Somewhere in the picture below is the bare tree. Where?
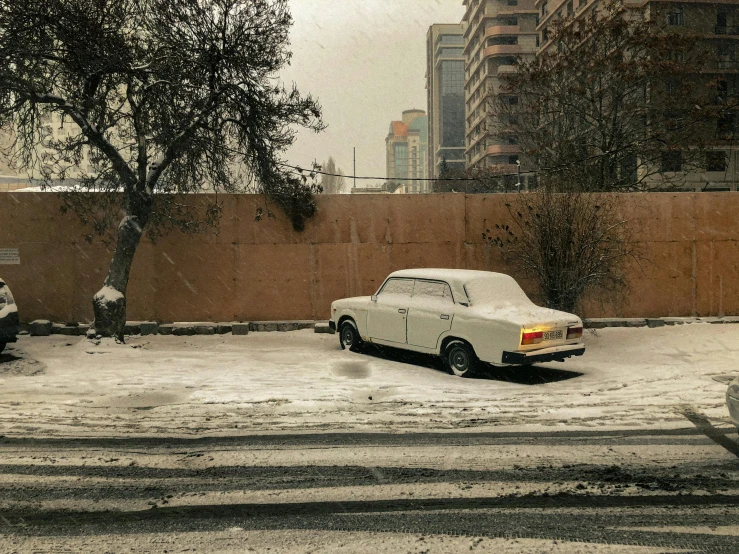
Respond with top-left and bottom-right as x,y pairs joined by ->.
318,157 -> 346,194
0,0 -> 324,338
484,191 -> 637,314
490,1 -> 731,192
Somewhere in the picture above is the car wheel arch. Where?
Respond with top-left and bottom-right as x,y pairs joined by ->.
440,335 -> 476,357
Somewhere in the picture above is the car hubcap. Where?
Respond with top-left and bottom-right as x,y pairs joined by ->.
451,349 -> 468,371
342,328 -> 354,346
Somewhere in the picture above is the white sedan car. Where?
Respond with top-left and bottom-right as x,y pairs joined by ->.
329,269 -> 585,377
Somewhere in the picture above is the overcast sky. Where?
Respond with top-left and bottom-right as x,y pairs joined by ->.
281,0 -> 465,185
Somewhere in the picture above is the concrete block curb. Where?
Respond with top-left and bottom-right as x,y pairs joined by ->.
584,316 -> 739,329
232,323 -> 249,336
584,318 -> 647,329
29,320 -> 53,337
51,323 -> 90,336
314,322 -> 335,334
249,321 -> 315,332
140,322 -> 159,336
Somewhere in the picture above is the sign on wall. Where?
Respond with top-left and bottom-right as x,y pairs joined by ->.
0,248 -> 20,265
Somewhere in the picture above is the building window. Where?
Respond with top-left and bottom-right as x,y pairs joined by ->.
541,2 -> 548,17
508,155 -> 519,165
717,111 -> 736,139
661,151 -> 682,172
666,7 -> 684,26
706,151 -> 727,172
567,1 -> 573,16
716,11 -> 727,34
489,36 -> 518,46
507,0 -> 518,5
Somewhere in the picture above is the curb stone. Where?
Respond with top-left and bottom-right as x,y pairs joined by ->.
51,323 -> 90,336
249,321 -> 315,332
584,316 -> 739,329
28,317 -> 739,336
29,320 -> 53,337
314,322 -> 335,335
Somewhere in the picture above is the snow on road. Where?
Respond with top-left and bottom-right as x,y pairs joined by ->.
0,324 -> 736,437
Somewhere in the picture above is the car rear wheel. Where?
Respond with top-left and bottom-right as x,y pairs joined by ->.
445,341 -> 477,377
339,320 -> 362,352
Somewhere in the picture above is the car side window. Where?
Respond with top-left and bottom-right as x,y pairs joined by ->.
412,280 -> 454,304
379,278 -> 414,297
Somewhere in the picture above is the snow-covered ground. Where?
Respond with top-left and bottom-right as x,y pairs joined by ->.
0,324 -> 736,438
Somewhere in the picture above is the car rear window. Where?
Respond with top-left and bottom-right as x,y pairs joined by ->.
464,277 -> 533,308
412,280 -> 453,303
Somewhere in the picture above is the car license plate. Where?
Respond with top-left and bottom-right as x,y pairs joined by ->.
543,330 -> 563,341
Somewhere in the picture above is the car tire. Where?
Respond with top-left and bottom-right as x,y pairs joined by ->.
0,342 -> 5,355
444,341 -> 477,377
339,320 -> 362,352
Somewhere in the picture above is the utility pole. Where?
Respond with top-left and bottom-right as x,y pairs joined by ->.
353,147 -> 356,190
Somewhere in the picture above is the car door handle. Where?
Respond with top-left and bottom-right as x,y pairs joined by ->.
440,314 -> 450,320
398,309 -> 407,314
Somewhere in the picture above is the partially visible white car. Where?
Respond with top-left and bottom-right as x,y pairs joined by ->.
0,277 -> 19,354
329,269 -> 585,377
727,376 -> 739,433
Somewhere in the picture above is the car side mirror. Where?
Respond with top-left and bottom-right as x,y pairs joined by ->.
371,295 -> 378,302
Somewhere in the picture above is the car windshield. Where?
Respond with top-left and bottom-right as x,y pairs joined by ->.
464,277 -> 534,308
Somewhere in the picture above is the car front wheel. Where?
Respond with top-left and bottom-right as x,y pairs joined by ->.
339,321 -> 362,352
445,341 -> 477,377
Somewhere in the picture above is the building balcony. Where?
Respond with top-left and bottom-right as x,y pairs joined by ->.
486,144 -> 520,156
485,25 -> 521,37
497,64 -> 518,74
716,25 -> 739,36
483,44 -> 524,58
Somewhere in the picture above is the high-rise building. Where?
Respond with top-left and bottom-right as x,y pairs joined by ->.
385,109 -> 429,193
462,0 -> 539,176
427,24 -> 467,181
535,0 -> 739,191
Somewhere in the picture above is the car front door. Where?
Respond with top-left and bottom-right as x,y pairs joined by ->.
407,280 -> 454,349
366,278 -> 412,344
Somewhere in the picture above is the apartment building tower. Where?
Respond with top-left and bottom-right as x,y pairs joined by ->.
535,0 -> 739,190
462,0 -> 539,175
426,23 -> 467,180
385,109 -> 429,193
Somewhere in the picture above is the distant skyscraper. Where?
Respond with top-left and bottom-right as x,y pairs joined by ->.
385,109 -> 429,193
427,23 -> 466,181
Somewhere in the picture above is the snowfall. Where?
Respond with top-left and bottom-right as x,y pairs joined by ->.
0,323 -> 736,438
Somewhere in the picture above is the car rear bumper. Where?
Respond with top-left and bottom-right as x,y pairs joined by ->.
727,393 -> 739,429
0,310 -> 19,343
502,344 -> 585,365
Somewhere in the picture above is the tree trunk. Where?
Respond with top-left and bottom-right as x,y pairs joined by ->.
92,203 -> 150,340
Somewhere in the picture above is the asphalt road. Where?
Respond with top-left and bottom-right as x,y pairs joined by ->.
0,426 -> 737,553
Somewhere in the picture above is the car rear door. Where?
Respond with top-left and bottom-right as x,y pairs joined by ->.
366,278 -> 412,344
407,280 -> 454,349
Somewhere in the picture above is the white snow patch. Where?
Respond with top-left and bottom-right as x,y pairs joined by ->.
94,286 -> 124,303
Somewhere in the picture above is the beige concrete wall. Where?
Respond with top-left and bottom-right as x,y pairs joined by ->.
1,192 -> 738,323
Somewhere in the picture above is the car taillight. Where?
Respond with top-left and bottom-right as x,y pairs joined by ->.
567,326 -> 583,339
521,330 -> 543,345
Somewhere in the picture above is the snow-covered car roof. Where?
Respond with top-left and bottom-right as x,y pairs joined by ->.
385,268 -> 523,306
